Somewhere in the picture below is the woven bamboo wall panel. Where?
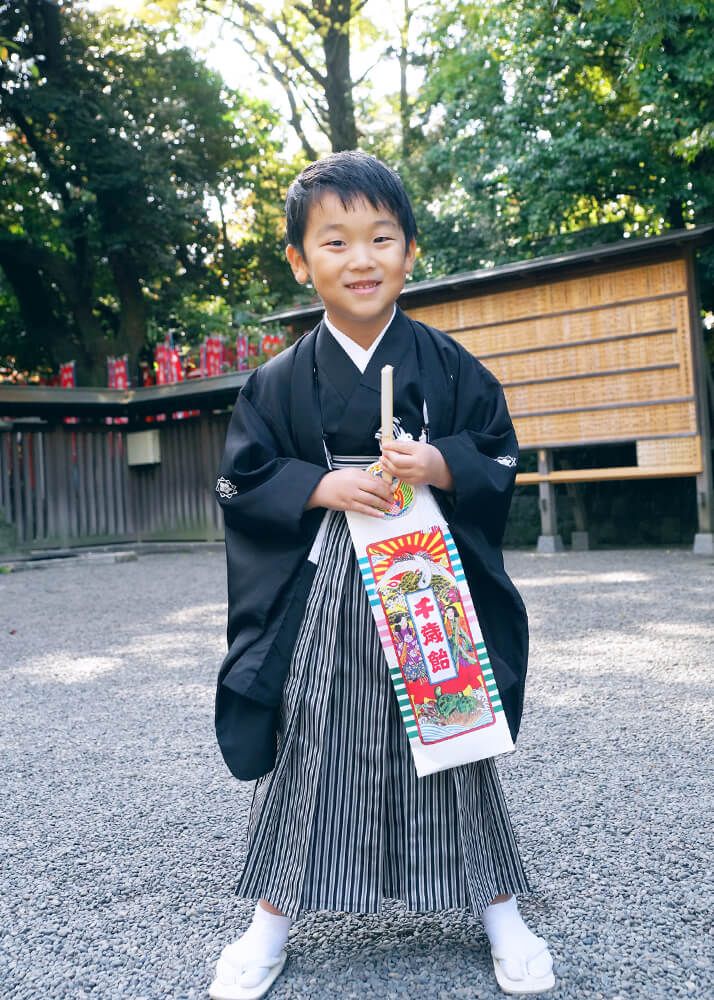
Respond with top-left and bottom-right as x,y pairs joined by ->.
636,436 -> 701,469
449,297 -> 677,359
515,401 -> 696,449
505,366 -> 687,415
409,257 -> 698,456
477,332 -> 679,386
410,260 -> 687,331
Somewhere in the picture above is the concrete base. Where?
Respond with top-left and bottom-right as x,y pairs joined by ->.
693,532 -> 713,556
537,533 -> 564,554
570,530 -> 590,551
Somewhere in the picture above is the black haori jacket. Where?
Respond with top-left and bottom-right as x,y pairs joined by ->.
214,308 -> 529,780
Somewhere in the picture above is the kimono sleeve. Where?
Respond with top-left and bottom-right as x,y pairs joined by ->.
216,374 -> 327,535
431,354 -> 518,546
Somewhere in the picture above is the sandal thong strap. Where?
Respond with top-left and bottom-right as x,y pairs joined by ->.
215,953 -> 284,986
492,940 -> 552,982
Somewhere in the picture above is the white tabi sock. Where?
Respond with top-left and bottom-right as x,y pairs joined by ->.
218,902 -> 292,989
481,895 -> 552,980
248,902 -> 292,958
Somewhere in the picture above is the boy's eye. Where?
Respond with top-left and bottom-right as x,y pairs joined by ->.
374,236 -> 394,243
325,239 -> 345,248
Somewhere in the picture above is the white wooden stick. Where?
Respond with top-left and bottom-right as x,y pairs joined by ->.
381,364 -> 394,444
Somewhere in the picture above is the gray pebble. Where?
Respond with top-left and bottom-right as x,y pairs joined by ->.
0,548 -> 712,999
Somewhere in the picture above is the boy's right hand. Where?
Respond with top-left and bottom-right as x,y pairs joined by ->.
306,469 -> 395,518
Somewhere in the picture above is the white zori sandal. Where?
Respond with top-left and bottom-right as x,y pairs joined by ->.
208,939 -> 287,1000
491,937 -> 555,995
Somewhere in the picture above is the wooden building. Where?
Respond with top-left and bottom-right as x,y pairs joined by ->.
269,226 -> 714,554
0,226 -> 712,554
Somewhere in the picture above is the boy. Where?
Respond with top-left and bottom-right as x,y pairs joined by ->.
211,151 -> 554,998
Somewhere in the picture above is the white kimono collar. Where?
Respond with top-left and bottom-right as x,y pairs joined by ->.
323,305 -> 397,374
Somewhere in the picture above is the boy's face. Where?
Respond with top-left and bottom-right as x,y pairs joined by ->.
286,191 -> 416,346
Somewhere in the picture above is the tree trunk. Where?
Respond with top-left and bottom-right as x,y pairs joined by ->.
0,236 -> 110,381
107,249 -> 148,374
398,0 -> 413,158
218,194 -> 238,307
0,252 -> 73,366
666,197 -> 685,229
322,4 -> 358,150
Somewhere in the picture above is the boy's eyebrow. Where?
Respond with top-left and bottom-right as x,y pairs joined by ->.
315,218 -> 400,237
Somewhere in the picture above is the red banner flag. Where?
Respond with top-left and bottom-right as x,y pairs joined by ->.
204,336 -> 224,377
169,348 -> 184,383
153,339 -> 172,420
107,355 -> 129,424
236,334 -> 249,371
113,356 -> 129,390
59,361 -> 75,389
154,341 -> 171,386
139,360 -> 154,387
60,361 -> 78,424
261,332 -> 286,359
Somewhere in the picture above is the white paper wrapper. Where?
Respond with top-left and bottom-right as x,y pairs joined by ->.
346,465 -> 514,777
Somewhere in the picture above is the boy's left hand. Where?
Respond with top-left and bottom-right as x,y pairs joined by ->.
380,440 -> 454,492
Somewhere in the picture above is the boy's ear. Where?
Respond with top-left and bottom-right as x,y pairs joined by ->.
404,238 -> 417,276
286,244 -> 310,285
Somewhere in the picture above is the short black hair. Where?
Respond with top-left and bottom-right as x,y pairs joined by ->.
285,150 -> 418,256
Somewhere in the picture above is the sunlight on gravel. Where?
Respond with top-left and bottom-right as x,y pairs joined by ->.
20,653 -> 122,684
515,570 -> 652,587
1,547 -> 712,1000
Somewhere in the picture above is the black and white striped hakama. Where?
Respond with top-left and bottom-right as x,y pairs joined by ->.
236,509 -> 531,919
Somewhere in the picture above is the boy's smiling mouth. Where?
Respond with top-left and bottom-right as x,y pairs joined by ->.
346,280 -> 381,292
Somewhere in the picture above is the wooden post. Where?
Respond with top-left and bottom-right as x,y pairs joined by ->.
536,448 -> 564,553
22,430 -> 34,543
566,482 -> 590,550
686,249 -> 713,555
77,430 -> 89,540
52,428 -> 71,546
33,430 -> 46,543
11,429 -> 23,545
0,429 -> 16,552
200,415 -> 222,541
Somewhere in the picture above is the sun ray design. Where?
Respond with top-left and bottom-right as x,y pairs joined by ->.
367,529 -> 449,583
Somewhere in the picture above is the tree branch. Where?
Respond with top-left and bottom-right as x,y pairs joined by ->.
293,1 -> 325,32
233,33 -> 320,160
214,1 -> 328,88
3,105 -> 73,212
302,92 -> 331,138
353,50 -> 388,88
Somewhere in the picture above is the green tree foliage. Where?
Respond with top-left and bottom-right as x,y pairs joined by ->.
405,0 -> 714,292
0,0 -> 290,381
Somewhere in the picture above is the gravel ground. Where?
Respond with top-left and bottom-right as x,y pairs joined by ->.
1,547 -> 712,1000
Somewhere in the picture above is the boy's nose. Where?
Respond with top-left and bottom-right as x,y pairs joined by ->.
349,243 -> 376,269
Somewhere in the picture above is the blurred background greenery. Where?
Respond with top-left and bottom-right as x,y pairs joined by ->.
1,0 -> 712,383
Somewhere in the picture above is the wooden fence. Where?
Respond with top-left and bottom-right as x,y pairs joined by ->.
0,416 -> 229,550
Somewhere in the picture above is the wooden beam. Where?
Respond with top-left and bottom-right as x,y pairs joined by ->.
517,464 -> 701,486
